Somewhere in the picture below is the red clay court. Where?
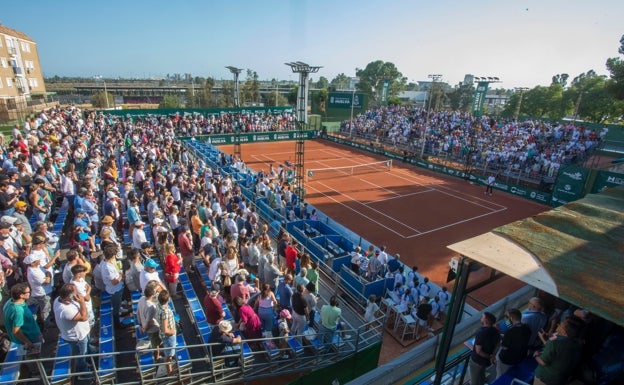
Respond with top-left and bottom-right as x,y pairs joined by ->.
221,139 -> 548,295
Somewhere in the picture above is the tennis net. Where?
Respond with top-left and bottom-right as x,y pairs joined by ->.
306,159 -> 392,181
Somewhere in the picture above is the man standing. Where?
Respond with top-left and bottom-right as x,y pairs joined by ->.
485,174 -> 496,196
522,297 -> 547,350
137,280 -> 162,362
277,274 -> 294,311
319,295 -> 341,348
54,283 -> 92,381
3,283 -> 42,352
290,284 -> 308,338
496,308 -> 531,378
469,312 -> 500,385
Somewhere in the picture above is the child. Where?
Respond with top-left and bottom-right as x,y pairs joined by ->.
70,264 -> 95,326
157,290 -> 177,375
277,309 -> 292,359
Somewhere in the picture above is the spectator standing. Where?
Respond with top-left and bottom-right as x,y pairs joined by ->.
290,284 -> 308,338
140,258 -> 166,294
496,308 -> 531,379
254,284 -> 277,332
319,296 -> 342,347
204,288 -> 225,326
469,312 -> 500,385
100,246 -> 125,328
522,297 -> 548,349
164,245 -> 182,299
277,274 -> 294,311
303,282 -> 318,328
137,280 -> 162,362
156,290 -> 177,375
3,283 -> 42,353
53,284 -> 92,381
233,296 -> 262,339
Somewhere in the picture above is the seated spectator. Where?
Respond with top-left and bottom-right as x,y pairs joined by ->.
209,320 -> 242,366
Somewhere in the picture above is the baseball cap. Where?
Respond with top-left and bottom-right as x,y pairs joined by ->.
144,259 -> 159,268
279,309 -> 292,319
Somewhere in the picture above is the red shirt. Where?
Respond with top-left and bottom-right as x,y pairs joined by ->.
178,232 -> 193,257
164,253 -> 181,283
285,245 -> 298,270
204,294 -> 224,325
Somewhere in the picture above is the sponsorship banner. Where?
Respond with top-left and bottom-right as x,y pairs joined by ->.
381,80 -> 390,105
471,82 -> 490,117
551,165 -> 589,206
327,92 -> 364,109
591,170 -> 624,193
105,106 -> 294,117
185,130 -> 316,145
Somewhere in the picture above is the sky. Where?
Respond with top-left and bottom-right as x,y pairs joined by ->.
1,0 -> 623,89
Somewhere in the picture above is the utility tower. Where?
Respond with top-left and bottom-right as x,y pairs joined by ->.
226,66 -> 243,159
285,61 -> 322,202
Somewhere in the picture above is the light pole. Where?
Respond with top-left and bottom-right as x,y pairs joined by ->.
514,87 -> 529,121
225,66 -> 243,108
285,61 -> 322,202
350,87 -> 356,137
421,74 -> 442,157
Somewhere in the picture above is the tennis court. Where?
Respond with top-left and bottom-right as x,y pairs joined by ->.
221,139 -> 548,293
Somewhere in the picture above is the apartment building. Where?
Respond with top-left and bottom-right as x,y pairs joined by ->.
0,24 -> 46,101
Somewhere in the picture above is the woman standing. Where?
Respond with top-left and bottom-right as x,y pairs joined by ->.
164,244 -> 182,299
255,284 -> 278,332
233,296 -> 262,340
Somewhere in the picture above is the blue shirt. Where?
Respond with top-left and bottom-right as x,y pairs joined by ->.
277,281 -> 293,309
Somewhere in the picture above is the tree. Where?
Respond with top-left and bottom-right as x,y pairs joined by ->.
91,91 -> 113,108
565,70 -> 614,122
315,76 -> 329,89
159,95 -> 182,109
219,80 -> 235,107
355,60 -> 407,105
287,86 -> 298,105
606,34 -> 624,100
330,73 -> 350,90
387,96 -> 403,106
551,74 -> 569,88
448,83 -> 474,112
263,91 -> 288,107
241,69 -> 260,106
406,82 -> 419,91
313,88 -> 329,116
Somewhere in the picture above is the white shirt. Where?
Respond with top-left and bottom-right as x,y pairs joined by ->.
132,228 -> 148,250
139,269 -> 161,293
27,265 -> 49,297
101,260 -> 123,294
54,298 -> 91,342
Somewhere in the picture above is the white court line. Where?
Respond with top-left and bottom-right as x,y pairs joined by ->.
305,184 -> 414,238
363,189 -> 436,204
406,207 -> 507,238
389,168 -> 506,212
315,180 -> 422,234
357,178 -> 402,198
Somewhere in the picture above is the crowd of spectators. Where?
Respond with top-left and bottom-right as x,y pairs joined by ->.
340,105 -> 608,179
163,110 -> 296,136
0,106 -> 334,380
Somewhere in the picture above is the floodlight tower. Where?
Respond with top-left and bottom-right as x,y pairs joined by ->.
226,66 -> 243,159
514,87 -> 529,121
285,61 -> 322,203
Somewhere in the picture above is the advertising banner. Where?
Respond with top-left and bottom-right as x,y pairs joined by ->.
187,130 -> 316,145
328,92 -> 364,109
591,170 -> 624,193
471,82 -> 490,117
551,165 -> 589,205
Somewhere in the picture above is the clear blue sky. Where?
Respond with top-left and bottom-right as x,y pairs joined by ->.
2,0 -> 622,89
